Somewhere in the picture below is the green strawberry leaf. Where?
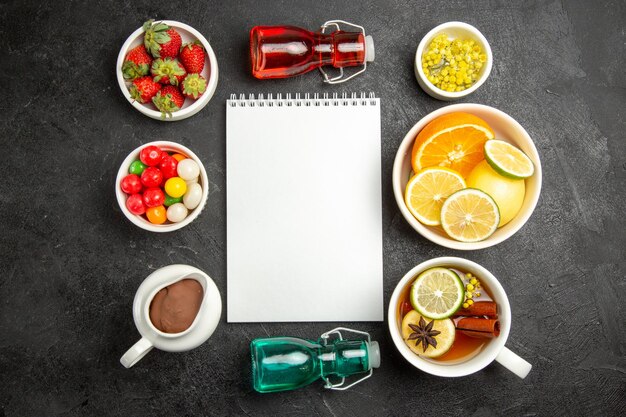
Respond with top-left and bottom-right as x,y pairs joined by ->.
122,62 -> 149,80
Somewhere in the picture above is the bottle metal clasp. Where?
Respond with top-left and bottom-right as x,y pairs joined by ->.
318,20 -> 369,85
318,327 -> 374,391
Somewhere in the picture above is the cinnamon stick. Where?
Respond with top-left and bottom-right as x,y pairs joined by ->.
453,301 -> 497,318
456,318 -> 500,338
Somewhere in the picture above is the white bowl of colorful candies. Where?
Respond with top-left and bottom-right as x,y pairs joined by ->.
116,141 -> 208,232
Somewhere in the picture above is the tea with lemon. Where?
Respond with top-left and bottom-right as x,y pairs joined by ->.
397,266 -> 500,363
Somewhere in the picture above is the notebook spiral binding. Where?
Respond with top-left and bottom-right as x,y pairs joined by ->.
228,92 -> 377,107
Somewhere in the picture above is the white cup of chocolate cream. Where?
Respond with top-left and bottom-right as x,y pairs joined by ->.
120,264 -> 222,368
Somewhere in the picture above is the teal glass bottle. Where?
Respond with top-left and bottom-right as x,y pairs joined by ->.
251,335 -> 380,393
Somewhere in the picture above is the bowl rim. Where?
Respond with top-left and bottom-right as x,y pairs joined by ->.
387,257 -> 511,377
115,140 -> 209,232
392,103 -> 542,250
414,21 -> 493,99
116,20 -> 219,121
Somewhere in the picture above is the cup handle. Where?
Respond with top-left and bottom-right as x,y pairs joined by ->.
120,337 -> 153,368
495,346 -> 532,379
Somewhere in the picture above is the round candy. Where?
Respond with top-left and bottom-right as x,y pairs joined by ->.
163,193 -> 182,207
185,176 -> 199,186
141,167 -> 163,188
120,174 -> 142,194
164,177 -> 187,198
143,187 -> 165,208
177,159 -> 200,181
171,153 -> 187,162
183,182 -> 203,210
129,160 -> 147,175
159,155 -> 179,180
146,205 -> 167,224
140,146 -> 163,167
167,203 -> 189,223
126,194 -> 146,215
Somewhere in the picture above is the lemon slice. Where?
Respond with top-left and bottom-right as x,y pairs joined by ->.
484,140 -> 535,179
440,188 -> 500,242
410,267 -> 464,319
404,167 -> 466,226
401,310 -> 456,358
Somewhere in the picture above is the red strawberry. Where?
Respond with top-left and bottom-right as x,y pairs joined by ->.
129,76 -> 161,103
122,45 -> 153,80
179,41 -> 205,73
143,20 -> 182,58
152,85 -> 185,119
150,58 -> 186,85
181,74 -> 207,99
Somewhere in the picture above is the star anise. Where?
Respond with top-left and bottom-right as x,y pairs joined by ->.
407,316 -> 441,352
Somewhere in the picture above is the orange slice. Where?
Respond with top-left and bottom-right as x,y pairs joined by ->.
411,112 -> 495,178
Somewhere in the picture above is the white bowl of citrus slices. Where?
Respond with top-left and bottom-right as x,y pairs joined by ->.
392,104 -> 542,250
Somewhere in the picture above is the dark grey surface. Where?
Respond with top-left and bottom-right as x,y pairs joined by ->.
1,0 -> 624,416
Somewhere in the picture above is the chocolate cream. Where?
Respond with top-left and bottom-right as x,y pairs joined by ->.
149,279 -> 204,333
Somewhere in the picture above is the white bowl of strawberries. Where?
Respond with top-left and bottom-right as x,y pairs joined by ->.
117,19 -> 218,121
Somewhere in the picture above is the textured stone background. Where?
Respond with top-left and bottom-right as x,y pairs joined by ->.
0,0 -> 624,416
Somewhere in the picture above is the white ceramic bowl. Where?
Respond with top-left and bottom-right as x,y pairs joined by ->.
415,22 -> 492,100
388,257 -> 531,378
116,20 -> 219,121
116,141 -> 209,232
392,103 -> 542,250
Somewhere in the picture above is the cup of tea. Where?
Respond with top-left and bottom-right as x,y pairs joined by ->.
120,264 -> 222,368
388,257 -> 531,378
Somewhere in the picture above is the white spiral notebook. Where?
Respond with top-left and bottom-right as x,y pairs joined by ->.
226,93 -> 383,322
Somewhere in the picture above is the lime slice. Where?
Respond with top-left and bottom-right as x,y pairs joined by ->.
440,188 -> 500,242
401,310 -> 456,358
484,140 -> 534,179
410,267 -> 464,319
404,167 -> 466,226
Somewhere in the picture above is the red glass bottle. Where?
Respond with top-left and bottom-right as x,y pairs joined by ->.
250,25 -> 375,80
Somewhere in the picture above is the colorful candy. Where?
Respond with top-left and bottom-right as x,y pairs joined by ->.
171,153 -> 187,162
126,194 -> 146,215
129,160 -> 147,175
143,187 -> 165,208
140,145 -> 163,166
163,193 -> 182,207
183,182 -> 203,210
177,159 -> 200,181
121,174 -> 143,194
159,155 -> 178,180
146,205 -> 167,224
164,177 -> 187,198
120,145 -> 205,225
141,167 -> 163,188
167,203 -> 189,223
